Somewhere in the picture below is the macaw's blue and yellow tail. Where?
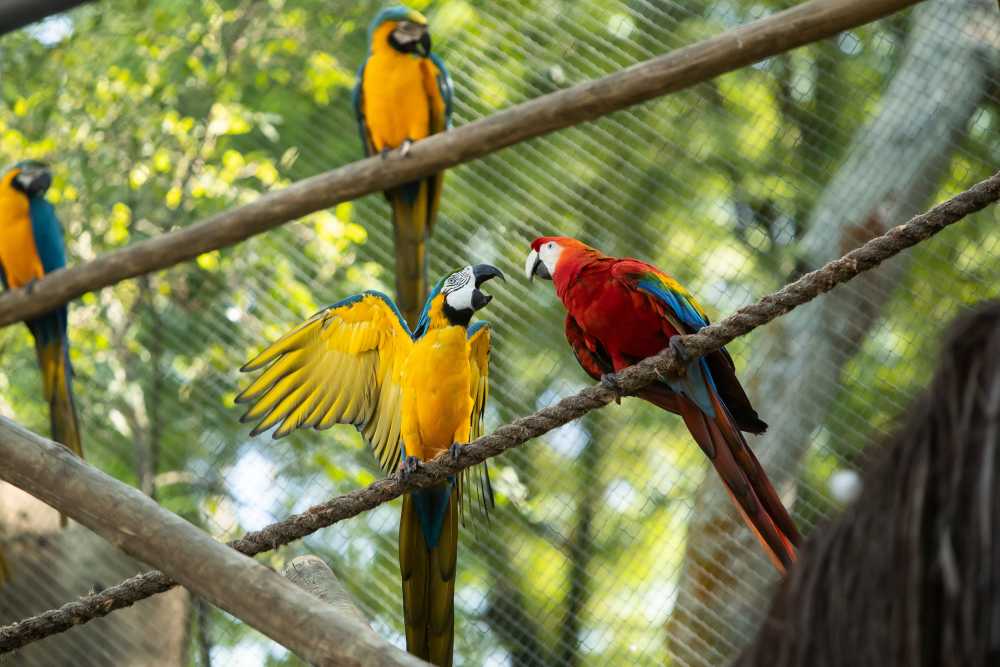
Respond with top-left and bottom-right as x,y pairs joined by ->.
29,309 -> 83,527
388,174 -> 441,330
399,482 -> 458,667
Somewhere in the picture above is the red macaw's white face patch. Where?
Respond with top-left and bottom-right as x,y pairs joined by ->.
524,240 -> 563,280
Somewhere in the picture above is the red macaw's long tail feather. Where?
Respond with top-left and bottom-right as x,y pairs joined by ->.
399,484 -> 458,667
640,385 -> 799,572
33,325 -> 83,528
389,182 -> 432,330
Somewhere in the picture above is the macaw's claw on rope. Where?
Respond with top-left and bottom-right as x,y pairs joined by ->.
398,455 -> 422,481
601,372 -> 623,405
448,443 -> 463,463
669,335 -> 692,365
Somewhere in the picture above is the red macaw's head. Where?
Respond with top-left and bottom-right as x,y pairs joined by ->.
524,236 -> 597,285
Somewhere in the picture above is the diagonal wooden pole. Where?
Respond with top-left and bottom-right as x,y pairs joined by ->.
0,0 -> 922,328
0,0 -> 92,35
0,418 -> 423,667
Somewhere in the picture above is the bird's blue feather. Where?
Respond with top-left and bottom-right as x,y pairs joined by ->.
411,482 -> 454,549
635,277 -> 719,418
26,198 -> 68,346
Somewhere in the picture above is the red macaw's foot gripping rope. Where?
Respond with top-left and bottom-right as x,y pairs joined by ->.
0,171 -> 998,652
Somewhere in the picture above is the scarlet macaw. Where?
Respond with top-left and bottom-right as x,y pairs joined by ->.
237,264 -> 503,667
0,162 -> 84,538
525,237 -> 800,572
353,5 -> 453,329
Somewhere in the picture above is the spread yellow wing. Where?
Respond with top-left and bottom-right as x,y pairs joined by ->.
459,321 -> 494,522
236,291 -> 412,473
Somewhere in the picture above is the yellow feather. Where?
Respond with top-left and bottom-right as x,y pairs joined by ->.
243,369 -> 305,422
236,349 -> 307,402
242,319 -> 317,371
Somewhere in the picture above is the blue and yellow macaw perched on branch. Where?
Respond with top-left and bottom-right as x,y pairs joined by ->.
0,161 -> 83,538
353,5 -> 453,329
237,264 -> 503,667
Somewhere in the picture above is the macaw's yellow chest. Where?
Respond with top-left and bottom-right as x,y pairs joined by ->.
362,50 -> 434,152
0,190 -> 43,288
401,326 -> 473,462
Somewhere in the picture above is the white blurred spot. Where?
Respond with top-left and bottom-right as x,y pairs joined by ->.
493,466 -> 528,504
607,13 -> 635,40
225,306 -> 243,322
483,649 -> 512,667
838,31 -> 863,55
26,16 -> 73,46
604,478 -> 639,513
229,450 -> 282,527
829,469 -> 862,504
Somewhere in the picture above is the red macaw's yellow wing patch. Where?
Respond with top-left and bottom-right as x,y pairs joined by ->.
236,291 -> 413,473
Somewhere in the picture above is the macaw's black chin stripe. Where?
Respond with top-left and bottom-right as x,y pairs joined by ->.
389,29 -> 430,56
443,301 -> 473,328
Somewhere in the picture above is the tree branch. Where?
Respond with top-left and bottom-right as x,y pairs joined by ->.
0,169 -> 995,651
282,555 -> 426,666
0,0 -> 921,328
0,419 -> 426,666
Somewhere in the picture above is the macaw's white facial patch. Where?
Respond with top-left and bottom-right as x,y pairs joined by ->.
445,283 -> 475,312
443,266 -> 473,295
537,241 -> 563,276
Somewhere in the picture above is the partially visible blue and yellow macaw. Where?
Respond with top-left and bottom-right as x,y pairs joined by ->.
236,264 -> 503,667
0,162 -> 83,543
353,5 -> 453,329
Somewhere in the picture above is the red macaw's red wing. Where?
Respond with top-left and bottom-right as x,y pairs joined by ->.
564,313 -> 612,381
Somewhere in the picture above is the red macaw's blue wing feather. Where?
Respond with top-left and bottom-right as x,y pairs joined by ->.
628,269 -> 721,416
623,265 -> 767,435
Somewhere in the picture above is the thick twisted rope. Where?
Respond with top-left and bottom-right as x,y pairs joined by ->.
1,171 -> 997,651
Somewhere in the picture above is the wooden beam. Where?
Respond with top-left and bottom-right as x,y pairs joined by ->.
283,556 -> 427,667
0,0 -> 92,35
0,417 -> 418,666
0,0 -> 922,328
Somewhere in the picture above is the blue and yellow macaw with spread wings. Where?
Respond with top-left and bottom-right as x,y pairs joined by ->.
237,264 -> 503,667
0,162 -> 83,544
353,5 -> 453,329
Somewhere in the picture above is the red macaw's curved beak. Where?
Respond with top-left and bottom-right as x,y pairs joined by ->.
524,249 -> 552,282
11,161 -> 52,198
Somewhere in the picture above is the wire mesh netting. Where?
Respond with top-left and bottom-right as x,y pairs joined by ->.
0,0 -> 998,665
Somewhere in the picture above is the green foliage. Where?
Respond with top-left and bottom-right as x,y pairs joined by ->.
0,1 -> 996,665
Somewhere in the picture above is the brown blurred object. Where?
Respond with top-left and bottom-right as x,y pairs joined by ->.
737,300 -> 1000,667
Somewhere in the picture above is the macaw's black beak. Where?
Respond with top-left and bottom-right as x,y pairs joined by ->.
417,31 -> 431,57
11,161 -> 52,198
525,250 -> 551,282
471,263 -> 504,311
473,264 -> 505,287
